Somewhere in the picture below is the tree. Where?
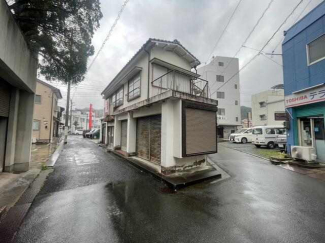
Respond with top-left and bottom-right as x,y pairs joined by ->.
6,0 -> 103,83
73,120 -> 79,128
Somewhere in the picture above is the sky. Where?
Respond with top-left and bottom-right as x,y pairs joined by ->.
45,0 -> 324,110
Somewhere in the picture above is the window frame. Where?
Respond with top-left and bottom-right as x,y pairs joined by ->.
127,74 -> 141,102
113,87 -> 124,108
234,84 -> 238,89
33,120 -> 40,131
218,62 -> 224,67
217,108 -> 225,116
35,95 -> 41,104
216,75 -> 224,82
217,91 -> 225,99
307,33 -> 325,66
235,100 -> 238,105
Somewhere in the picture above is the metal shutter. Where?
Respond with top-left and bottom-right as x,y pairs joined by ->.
185,108 -> 217,155
137,117 -> 150,160
121,120 -> 127,151
0,81 -> 11,117
136,115 -> 161,164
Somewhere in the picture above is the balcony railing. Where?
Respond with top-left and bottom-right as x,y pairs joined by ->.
151,70 -> 209,98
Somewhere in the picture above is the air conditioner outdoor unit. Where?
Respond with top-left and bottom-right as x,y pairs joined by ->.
291,146 -> 317,162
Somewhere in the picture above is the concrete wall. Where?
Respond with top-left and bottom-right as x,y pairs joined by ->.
0,0 -> 37,93
197,56 -> 241,127
251,89 -> 285,126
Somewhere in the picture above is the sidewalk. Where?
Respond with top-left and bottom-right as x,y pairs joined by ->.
0,140 -> 61,220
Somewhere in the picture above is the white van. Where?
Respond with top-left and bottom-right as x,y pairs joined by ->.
252,125 -> 286,149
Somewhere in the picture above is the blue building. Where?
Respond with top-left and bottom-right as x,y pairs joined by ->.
282,1 -> 325,162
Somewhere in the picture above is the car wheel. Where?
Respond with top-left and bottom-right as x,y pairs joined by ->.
241,138 -> 247,144
267,142 -> 275,149
255,145 -> 261,148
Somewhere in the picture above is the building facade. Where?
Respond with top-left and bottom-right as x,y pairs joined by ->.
101,39 -> 218,175
197,56 -> 241,139
32,80 -> 62,143
282,2 -> 325,162
0,1 -> 38,173
61,110 -> 101,132
251,87 -> 286,126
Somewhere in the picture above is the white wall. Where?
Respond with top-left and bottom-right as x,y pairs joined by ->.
251,89 -> 285,126
197,56 -> 241,127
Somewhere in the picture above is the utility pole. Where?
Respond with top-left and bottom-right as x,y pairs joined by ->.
64,80 -> 71,144
70,99 -> 73,132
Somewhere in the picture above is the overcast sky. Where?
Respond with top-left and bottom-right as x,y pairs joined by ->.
46,0 -> 323,110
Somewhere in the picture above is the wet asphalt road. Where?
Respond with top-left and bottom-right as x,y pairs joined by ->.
14,136 -> 325,243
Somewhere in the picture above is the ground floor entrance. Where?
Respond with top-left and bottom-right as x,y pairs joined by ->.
121,120 -> 127,151
298,116 -> 325,162
136,115 -> 161,165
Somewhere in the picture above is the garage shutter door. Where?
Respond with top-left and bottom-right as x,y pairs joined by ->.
136,115 -> 161,164
0,81 -> 10,117
121,120 -> 127,151
185,108 -> 217,155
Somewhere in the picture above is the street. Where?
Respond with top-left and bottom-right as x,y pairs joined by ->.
13,136 -> 325,243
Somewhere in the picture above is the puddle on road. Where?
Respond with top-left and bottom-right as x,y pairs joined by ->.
74,148 -> 100,165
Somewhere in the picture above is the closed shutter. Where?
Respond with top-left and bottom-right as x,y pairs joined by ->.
137,117 -> 150,160
121,120 -> 127,151
0,81 -> 11,117
136,115 -> 161,164
185,108 -> 217,155
149,115 -> 161,164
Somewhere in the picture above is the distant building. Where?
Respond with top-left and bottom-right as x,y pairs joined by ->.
242,112 -> 252,128
197,56 -> 241,138
282,2 -> 325,162
61,109 -> 101,132
32,80 -> 62,143
251,86 -> 285,126
0,1 -> 38,173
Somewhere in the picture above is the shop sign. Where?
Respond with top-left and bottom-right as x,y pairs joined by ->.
285,85 -> 325,108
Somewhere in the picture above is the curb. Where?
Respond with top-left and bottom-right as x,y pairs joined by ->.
46,140 -> 64,167
224,146 -> 270,161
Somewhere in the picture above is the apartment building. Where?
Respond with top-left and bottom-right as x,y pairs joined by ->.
61,110 -> 101,132
251,85 -> 286,126
197,56 -> 241,138
101,38 -> 218,175
32,80 -> 62,143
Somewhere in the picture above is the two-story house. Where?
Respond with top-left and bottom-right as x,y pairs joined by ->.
282,2 -> 325,162
32,80 -> 62,143
101,38 -> 218,175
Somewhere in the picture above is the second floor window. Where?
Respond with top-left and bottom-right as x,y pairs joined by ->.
234,84 -> 238,89
218,62 -> 224,66
217,91 -> 225,99
128,74 -> 141,100
113,88 -> 124,107
259,101 -> 266,108
35,95 -> 41,104
308,34 -> 325,65
218,108 -> 225,116
216,75 -> 224,82
235,100 -> 238,105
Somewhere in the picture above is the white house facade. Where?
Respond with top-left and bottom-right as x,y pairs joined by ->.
251,86 -> 286,126
197,56 -> 241,139
101,39 -> 218,175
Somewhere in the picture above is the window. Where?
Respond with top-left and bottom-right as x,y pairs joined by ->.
216,75 -> 224,82
236,117 -> 238,122
266,128 -> 275,134
245,129 -> 252,134
274,112 -> 287,121
307,34 -> 325,65
253,128 -> 263,135
128,74 -> 141,100
259,101 -> 266,108
260,114 -> 267,120
235,100 -> 238,105
275,128 -> 286,135
217,91 -> 225,99
33,120 -> 40,131
35,95 -> 41,104
113,87 -> 124,107
217,108 -> 225,116
218,62 -> 224,66
234,84 -> 238,89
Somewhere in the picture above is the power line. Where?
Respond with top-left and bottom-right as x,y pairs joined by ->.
207,0 -> 275,93
210,0 -> 305,97
205,0 -> 243,63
